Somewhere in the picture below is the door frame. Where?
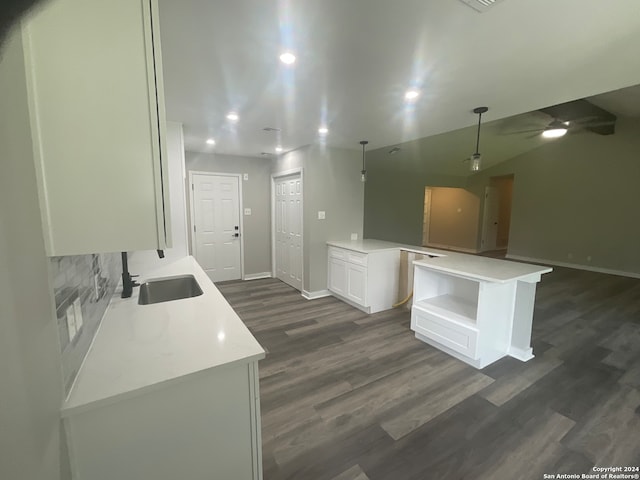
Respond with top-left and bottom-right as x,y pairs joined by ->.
480,185 -> 499,252
270,168 -> 304,288
188,171 -> 245,280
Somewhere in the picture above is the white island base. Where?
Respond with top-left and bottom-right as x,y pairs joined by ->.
411,256 -> 551,369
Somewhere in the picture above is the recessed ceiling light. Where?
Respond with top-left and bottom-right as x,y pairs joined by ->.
206,138 -> 215,145
275,146 -> 283,153
318,126 -> 329,135
279,52 -> 296,65
404,89 -> 421,101
226,112 -> 239,122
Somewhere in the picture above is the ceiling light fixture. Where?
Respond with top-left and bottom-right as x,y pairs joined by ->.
206,138 -> 215,145
360,140 -> 369,183
226,112 -> 239,122
404,89 -> 421,102
541,120 -> 569,138
318,126 -> 329,135
279,52 -> 296,65
469,106 -> 488,172
275,146 -> 283,153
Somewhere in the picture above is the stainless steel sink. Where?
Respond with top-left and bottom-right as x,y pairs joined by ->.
138,274 -> 203,305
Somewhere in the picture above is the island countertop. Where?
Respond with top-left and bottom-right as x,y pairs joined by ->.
62,256 -> 265,417
413,252 -> 552,283
327,238 -> 552,283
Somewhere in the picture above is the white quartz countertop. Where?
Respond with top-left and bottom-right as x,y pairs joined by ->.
327,239 -> 552,283
327,239 -> 448,256
413,252 -> 552,283
62,256 -> 265,417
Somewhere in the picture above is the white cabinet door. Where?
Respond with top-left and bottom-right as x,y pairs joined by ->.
346,263 -> 367,306
328,258 -> 347,296
23,0 -> 170,256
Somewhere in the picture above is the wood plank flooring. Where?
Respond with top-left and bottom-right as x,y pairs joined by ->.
216,266 -> 640,480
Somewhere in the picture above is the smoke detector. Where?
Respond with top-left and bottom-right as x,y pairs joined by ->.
458,0 -> 504,13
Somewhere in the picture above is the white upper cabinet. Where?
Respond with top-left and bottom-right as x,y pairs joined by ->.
22,0 -> 171,256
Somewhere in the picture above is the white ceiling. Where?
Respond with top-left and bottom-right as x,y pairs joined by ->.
157,0 -> 640,158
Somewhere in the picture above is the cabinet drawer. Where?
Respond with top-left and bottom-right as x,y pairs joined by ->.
347,251 -> 368,266
411,308 -> 478,359
328,247 -> 347,260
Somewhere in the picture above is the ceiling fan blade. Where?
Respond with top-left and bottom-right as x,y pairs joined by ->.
570,119 -> 617,128
500,128 -> 544,135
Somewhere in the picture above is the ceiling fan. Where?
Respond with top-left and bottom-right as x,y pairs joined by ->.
464,106 -> 488,172
505,116 -> 617,139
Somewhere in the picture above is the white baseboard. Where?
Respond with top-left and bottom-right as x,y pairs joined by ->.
506,254 -> 640,280
508,346 -> 534,362
425,243 -> 480,254
243,272 -> 272,281
301,289 -> 331,300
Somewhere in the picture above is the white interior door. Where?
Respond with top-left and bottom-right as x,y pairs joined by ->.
481,186 -> 499,251
191,174 -> 241,282
275,174 -> 303,291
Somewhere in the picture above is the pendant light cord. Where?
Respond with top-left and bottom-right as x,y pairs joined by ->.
360,140 -> 368,171
475,111 -> 482,155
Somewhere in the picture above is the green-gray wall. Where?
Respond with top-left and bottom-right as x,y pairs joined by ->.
0,30 -> 65,480
185,152 -> 273,276
467,116 -> 640,275
364,115 -> 640,276
363,146 -> 467,245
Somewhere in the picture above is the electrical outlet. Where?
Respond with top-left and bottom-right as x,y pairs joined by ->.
94,274 -> 100,301
244,208 -> 252,215
351,233 -> 358,241
587,255 -> 592,262
567,253 -> 573,260
318,211 -> 326,220
73,298 -> 83,332
66,305 -> 76,342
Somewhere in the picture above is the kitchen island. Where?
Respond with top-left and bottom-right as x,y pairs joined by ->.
411,253 -> 551,368
62,256 -> 265,480
327,239 -> 551,368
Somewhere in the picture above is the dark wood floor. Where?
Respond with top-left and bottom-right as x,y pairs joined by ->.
217,267 -> 640,480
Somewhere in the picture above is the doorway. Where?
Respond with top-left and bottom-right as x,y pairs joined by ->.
481,175 -> 514,252
189,172 -> 243,282
272,170 -> 303,291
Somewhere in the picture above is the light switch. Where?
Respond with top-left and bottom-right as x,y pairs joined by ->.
318,211 -> 326,220
243,173 -> 249,181
244,208 -> 252,215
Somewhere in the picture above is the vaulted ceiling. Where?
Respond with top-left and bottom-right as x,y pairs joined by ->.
157,0 -> 640,158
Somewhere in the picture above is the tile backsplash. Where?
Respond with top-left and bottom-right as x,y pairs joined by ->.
50,252 -> 120,394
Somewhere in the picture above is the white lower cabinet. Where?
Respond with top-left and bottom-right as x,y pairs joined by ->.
411,261 -> 544,369
327,246 -> 399,313
63,362 -> 263,480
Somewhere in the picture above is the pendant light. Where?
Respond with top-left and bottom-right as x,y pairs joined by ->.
360,140 -> 368,182
470,106 -> 488,172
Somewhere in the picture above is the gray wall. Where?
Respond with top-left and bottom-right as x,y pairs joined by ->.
363,145 -> 466,245
275,145 -> 365,293
0,30 -> 64,480
466,116 -> 640,275
185,152 -> 273,276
